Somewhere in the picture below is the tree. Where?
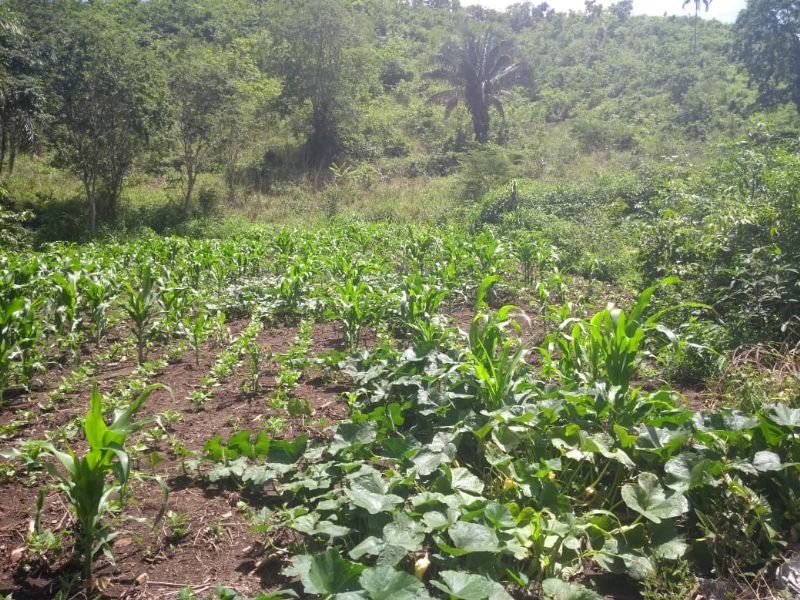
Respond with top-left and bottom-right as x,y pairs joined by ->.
269,0 -> 374,171
47,10 -> 168,233
683,0 -> 711,55
506,3 -> 554,32
0,13 -> 46,175
169,45 -> 237,217
735,0 -> 800,112
426,30 -> 526,143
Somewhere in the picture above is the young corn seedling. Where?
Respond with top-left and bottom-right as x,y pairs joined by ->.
242,341 -> 271,394
542,278 -> 681,398
277,261 -> 309,320
39,383 -> 170,586
513,236 -> 539,288
122,267 -> 162,365
398,276 -> 448,346
185,310 -> 213,365
514,236 -> 553,289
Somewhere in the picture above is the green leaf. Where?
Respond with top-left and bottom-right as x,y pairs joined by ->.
484,502 -> 515,529
228,430 -> 256,458
541,579 -> 602,600
412,450 -> 453,476
383,514 -> 425,551
291,513 -> 350,538
359,566 -> 428,600
268,435 -> 307,463
431,571 -> 512,600
663,452 -> 723,492
331,421 -> 378,454
440,522 -> 500,555
620,472 -> 688,523
84,384 -> 108,452
204,435 -> 226,461
349,536 -> 385,560
752,450 -> 793,472
289,549 -> 364,596
450,467 -> 485,495
766,404 -> 800,428
345,469 -> 404,515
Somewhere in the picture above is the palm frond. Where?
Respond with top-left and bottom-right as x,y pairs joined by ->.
487,95 -> 505,118
490,63 -> 525,88
444,95 -> 461,119
423,68 -> 461,86
428,89 -> 460,105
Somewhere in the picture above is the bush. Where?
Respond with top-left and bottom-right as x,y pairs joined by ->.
640,136 -> 800,346
458,145 -> 512,203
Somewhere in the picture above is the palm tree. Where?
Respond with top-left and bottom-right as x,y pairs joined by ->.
683,0 -> 712,55
425,30 -> 525,144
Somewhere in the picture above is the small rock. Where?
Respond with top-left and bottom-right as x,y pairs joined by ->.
776,548 -> 800,598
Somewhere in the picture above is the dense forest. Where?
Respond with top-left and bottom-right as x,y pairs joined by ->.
1,1 -> 800,599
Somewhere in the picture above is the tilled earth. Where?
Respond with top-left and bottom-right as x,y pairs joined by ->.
0,319 -> 350,599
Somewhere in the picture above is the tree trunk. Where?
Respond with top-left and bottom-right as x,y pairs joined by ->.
83,176 -> 97,236
88,190 -> 96,235
182,157 -> 195,219
0,117 -> 6,177
471,103 -> 490,143
9,133 -> 17,175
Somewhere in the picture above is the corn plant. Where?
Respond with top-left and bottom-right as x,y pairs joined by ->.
51,270 -> 82,361
184,310 -> 213,365
397,276 -> 448,346
402,229 -> 437,275
330,278 -> 373,353
473,232 -> 505,278
0,297 -> 24,403
514,236 -> 553,288
242,341 -> 271,394
39,383 -> 169,585
542,278 -> 679,395
159,282 -> 191,340
464,305 -> 530,410
276,261 -> 309,320
11,298 -> 45,390
122,267 -> 161,364
82,274 -> 114,346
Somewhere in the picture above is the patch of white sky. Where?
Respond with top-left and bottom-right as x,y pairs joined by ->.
467,0 -> 746,23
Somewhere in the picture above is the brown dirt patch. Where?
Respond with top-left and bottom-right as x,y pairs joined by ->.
0,319 -> 351,599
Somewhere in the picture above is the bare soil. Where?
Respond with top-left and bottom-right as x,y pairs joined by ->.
0,319 -> 350,599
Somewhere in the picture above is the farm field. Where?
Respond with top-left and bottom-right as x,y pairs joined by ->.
1,224 -> 798,600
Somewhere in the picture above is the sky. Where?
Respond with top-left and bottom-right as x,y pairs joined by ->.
468,0 -> 747,23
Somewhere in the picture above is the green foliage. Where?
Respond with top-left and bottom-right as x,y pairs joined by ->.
426,29 -> 526,143
46,7 -> 169,233
122,267 -> 162,365
464,306 -> 529,410
266,0 -> 376,168
40,384 -> 169,582
0,203 -> 33,249
2,222 -> 800,598
641,136 -> 800,346
640,558 -> 696,600
735,0 -> 800,112
542,279 -> 680,395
